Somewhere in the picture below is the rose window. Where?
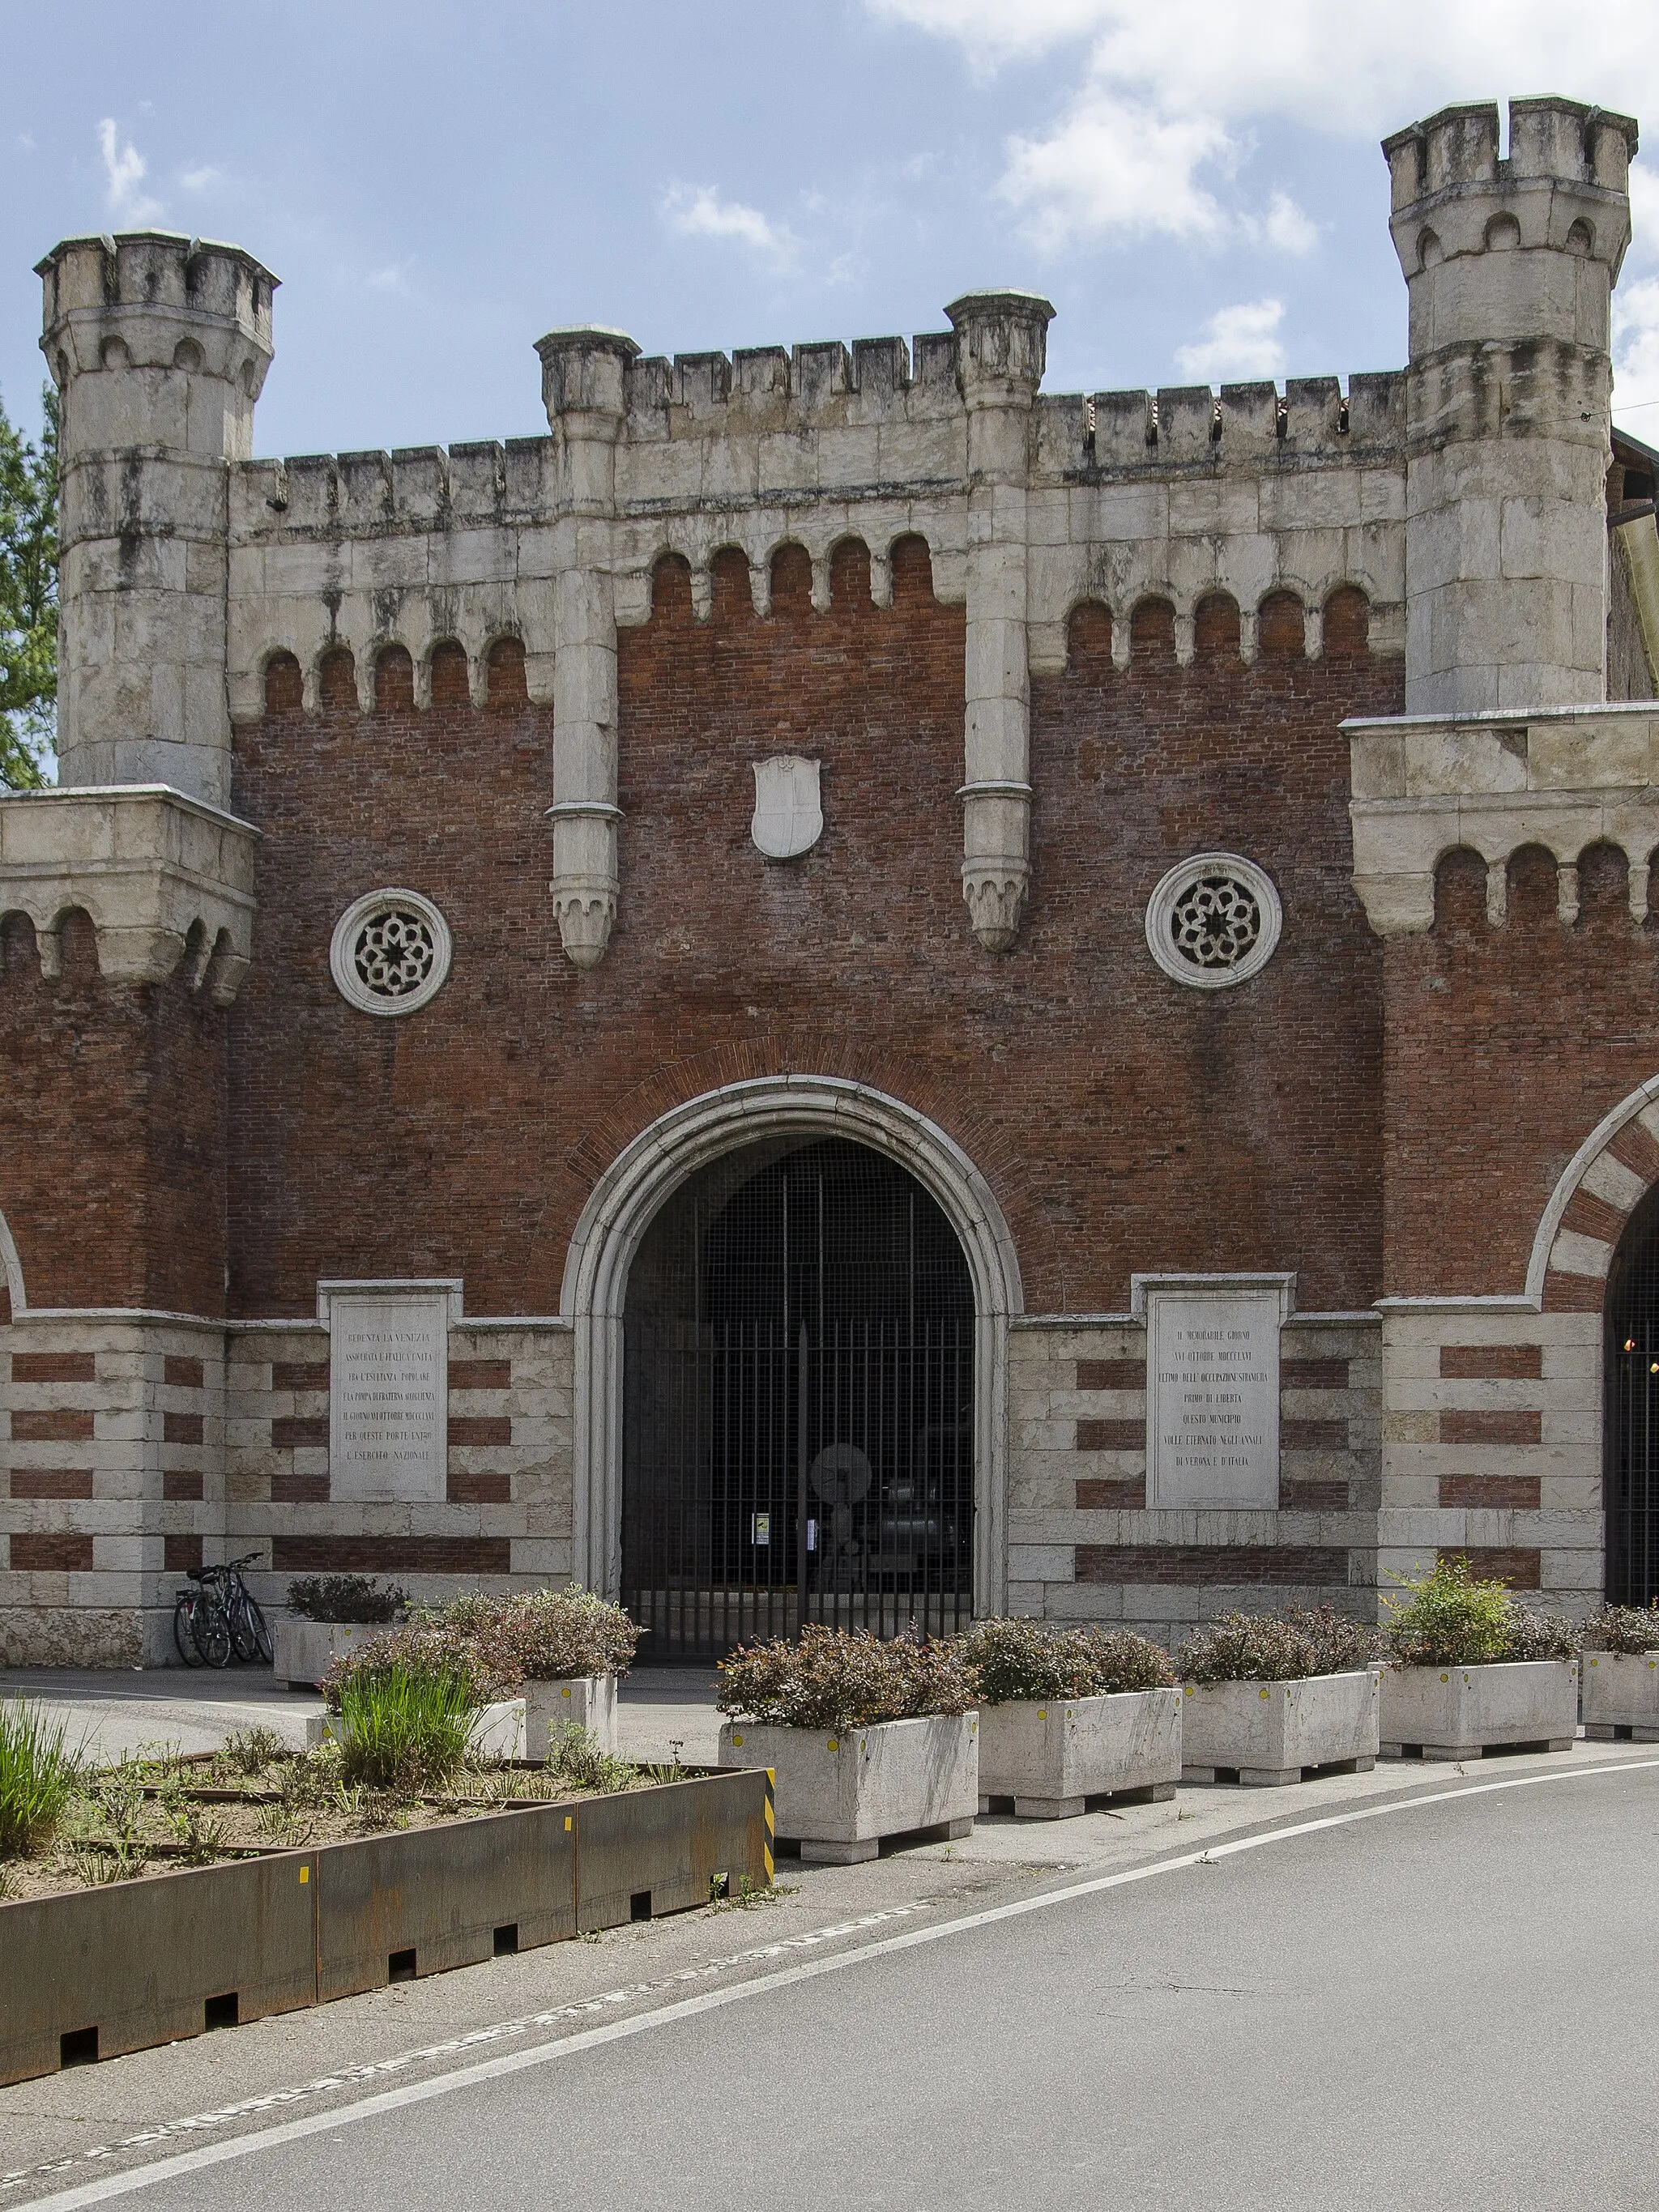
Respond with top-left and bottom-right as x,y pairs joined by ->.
1145,854 -> 1282,990
330,889 -> 452,1016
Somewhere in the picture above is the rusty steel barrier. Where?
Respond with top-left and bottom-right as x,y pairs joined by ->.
0,1768 -> 774,2087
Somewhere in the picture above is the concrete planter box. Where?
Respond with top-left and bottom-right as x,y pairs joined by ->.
274,1615 -> 398,1690
524,1675 -> 619,1760
1582,1650 -> 1659,1739
719,1711 -> 978,1863
0,1769 -> 769,2087
1179,1670 -> 1380,1787
977,1689 -> 1182,1818
1380,1660 -> 1579,1758
307,1697 -> 526,1759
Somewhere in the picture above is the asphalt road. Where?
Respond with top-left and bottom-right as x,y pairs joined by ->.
23,1758 -> 1659,2212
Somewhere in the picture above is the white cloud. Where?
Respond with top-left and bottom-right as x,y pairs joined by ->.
1614,273 -> 1659,432
98,117 -> 162,226
178,164 -> 224,193
1000,89 -> 1231,249
1258,191 -> 1319,256
663,185 -> 800,268
869,1 -> 1659,262
368,263 -> 412,292
1175,297 -> 1286,382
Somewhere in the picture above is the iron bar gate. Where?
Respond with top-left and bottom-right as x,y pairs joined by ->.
1608,1221 -> 1659,1605
621,1139 -> 975,1659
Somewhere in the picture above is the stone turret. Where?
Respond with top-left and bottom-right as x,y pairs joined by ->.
1383,99 -> 1636,713
39,232 -> 276,808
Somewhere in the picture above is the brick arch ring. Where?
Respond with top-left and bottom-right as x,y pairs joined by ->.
559,1075 -> 1025,1608
1527,1076 -> 1659,1311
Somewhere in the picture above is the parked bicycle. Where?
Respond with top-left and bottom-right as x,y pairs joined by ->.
172,1553 -> 274,1669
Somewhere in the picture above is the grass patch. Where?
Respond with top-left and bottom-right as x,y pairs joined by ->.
337,1667 -> 476,1790
0,1700 -> 83,1857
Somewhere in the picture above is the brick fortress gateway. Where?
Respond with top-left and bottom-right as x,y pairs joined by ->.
6,96 -> 1659,1666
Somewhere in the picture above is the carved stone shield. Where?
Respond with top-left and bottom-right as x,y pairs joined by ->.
750,755 -> 823,859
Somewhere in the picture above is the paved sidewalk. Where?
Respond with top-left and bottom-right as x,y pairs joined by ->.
0,1663 -> 726,1767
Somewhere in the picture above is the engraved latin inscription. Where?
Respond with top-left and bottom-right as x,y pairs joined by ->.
1146,1287 -> 1280,1509
327,1292 -> 448,1502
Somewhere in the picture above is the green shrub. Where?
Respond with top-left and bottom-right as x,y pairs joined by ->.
546,1724 -> 635,1794
286,1575 -> 408,1625
336,1665 -> 476,1789
960,1617 -> 1174,1703
1384,1555 -> 1580,1667
717,1625 -> 978,1732
0,1698 -> 82,1856
437,1586 -> 638,1687
323,1620 -> 495,1711
1581,1604 -> 1659,1654
1178,1605 -> 1386,1685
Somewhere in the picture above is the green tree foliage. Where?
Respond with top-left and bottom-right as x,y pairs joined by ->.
0,385 -> 58,790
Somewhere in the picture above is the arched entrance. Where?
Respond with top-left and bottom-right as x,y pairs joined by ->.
622,1136 -> 975,1656
560,1076 -> 1023,1634
1606,1183 -> 1659,1604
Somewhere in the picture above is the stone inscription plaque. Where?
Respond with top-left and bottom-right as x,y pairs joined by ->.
327,1291 -> 448,1502
1146,1285 -> 1280,1509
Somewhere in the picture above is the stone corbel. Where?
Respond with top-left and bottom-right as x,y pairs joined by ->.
545,799 -> 623,970
0,786 -> 258,1000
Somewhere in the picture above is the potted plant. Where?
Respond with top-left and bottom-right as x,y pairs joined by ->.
442,1588 -> 638,1758
717,1626 -> 979,1863
1581,1605 -> 1659,1740
275,1577 -> 409,1689
962,1618 -> 1179,1819
1379,1555 -> 1579,1758
1176,1608 -> 1384,1786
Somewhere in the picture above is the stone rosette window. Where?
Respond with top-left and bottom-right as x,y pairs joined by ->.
329,889 -> 453,1016
1144,853 -> 1282,989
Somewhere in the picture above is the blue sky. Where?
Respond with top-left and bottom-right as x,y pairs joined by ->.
4,1 -> 1657,458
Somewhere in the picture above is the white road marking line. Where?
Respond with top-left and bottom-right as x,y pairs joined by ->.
16,1758 -> 1659,2211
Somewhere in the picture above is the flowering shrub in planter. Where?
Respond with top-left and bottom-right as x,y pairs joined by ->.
1380,1558 -> 1580,1758
716,1626 -> 978,1862
275,1576 -> 412,1688
1580,1605 -> 1659,1740
962,1620 -> 1180,1819
1175,1609 -> 1385,1787
439,1589 -> 638,1758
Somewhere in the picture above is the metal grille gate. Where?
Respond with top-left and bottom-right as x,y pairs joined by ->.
621,1138 -> 975,1659
1607,1196 -> 1659,1605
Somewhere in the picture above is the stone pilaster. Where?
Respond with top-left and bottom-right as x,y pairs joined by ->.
537,328 -> 639,970
946,291 -> 1053,952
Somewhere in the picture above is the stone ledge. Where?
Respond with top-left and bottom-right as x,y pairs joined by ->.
0,785 -> 258,1000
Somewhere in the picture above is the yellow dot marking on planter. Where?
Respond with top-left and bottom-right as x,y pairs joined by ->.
1260,1688 -> 1270,1699
561,1686 -> 573,1700
827,1738 -> 838,1751
731,1733 -> 743,1747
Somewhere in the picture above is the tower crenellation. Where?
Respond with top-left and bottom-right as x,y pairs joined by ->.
39,231 -> 276,808
1383,98 -> 1637,714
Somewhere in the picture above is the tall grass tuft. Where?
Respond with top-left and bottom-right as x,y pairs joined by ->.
0,1698 -> 83,1856
337,1666 -> 476,1789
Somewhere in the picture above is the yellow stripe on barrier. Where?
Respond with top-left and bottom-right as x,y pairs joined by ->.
764,1768 -> 776,1885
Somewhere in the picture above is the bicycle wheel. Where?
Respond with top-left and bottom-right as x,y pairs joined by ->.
244,1592 -> 274,1666
228,1585 -> 265,1663
194,1592 -> 233,1669
173,1592 -> 206,1667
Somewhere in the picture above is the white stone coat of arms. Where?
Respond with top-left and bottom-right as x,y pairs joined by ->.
750,755 -> 823,859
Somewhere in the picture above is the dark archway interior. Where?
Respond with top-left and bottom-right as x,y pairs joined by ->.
622,1136 -> 975,1659
1605,1179 -> 1659,1605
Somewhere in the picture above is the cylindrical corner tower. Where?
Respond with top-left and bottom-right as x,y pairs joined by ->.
1384,98 -> 1636,713
37,231 -> 277,809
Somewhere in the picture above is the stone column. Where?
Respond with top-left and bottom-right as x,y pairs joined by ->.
537,328 -> 639,970
1383,99 -> 1636,713
38,233 -> 275,811
946,291 -> 1054,952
